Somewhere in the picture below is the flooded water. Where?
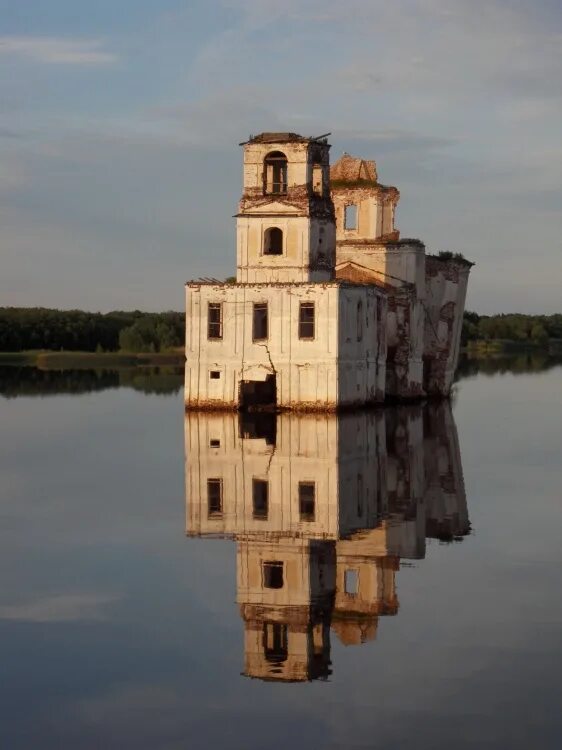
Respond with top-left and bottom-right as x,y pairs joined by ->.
0,358 -> 561,749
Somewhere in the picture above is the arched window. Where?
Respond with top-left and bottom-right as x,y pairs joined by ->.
263,151 -> 287,195
264,227 -> 283,255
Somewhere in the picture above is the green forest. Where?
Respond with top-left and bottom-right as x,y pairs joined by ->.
461,312 -> 562,347
0,308 -> 184,353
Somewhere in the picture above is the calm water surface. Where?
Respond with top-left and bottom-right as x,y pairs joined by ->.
0,359 -> 561,749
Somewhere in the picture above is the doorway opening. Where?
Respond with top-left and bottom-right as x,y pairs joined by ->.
239,374 -> 277,411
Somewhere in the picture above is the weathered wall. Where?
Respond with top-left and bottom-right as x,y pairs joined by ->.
185,282 -> 386,410
423,257 -> 471,395
237,137 -> 336,285
332,186 -> 399,244
236,215 -> 335,283
335,241 -> 426,398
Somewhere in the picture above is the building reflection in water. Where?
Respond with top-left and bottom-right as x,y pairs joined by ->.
185,404 -> 470,683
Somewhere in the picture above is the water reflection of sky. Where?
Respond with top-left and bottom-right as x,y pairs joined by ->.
0,364 -> 560,749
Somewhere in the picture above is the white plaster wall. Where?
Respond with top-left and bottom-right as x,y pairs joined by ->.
185,282 -> 384,409
236,215 -> 333,284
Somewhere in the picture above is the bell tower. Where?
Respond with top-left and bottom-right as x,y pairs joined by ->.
236,132 -> 336,283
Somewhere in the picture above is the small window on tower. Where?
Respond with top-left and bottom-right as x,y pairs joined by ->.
344,569 -> 358,595
263,622 -> 288,663
207,478 -> 223,517
263,151 -> 288,195
263,561 -> 284,589
264,227 -> 283,255
312,164 -> 323,196
299,302 -> 315,340
252,303 -> 268,341
344,205 -> 357,230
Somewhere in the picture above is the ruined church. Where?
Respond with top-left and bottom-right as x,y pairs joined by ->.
185,132 -> 472,410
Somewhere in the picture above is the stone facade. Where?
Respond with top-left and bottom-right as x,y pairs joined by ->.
185,133 -> 472,410
185,404 -> 470,680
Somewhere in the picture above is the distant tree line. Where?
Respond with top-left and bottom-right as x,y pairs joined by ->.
0,308 -> 185,353
461,312 -> 562,346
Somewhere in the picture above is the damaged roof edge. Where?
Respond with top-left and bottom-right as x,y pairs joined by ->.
239,132 -> 331,146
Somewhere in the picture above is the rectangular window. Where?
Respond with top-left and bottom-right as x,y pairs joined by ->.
344,569 -> 358,595
263,561 -> 284,589
207,478 -> 222,517
344,205 -> 357,230
209,439 -> 220,448
312,164 -> 323,196
207,303 -> 223,340
209,370 -> 221,379
252,478 -> 269,519
299,302 -> 315,340
299,482 -> 315,521
253,303 -> 268,341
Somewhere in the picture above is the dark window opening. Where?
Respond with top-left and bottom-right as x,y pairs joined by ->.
299,482 -> 315,521
264,227 -> 283,255
209,439 -> 220,448
207,478 -> 222,517
263,622 -> 288,663
264,151 -> 288,195
312,164 -> 323,196
252,302 -> 268,341
357,473 -> 364,516
299,302 -> 315,340
207,303 -> 223,340
209,370 -> 221,379
253,478 -> 269,519
263,561 -> 284,589
344,204 -> 357,230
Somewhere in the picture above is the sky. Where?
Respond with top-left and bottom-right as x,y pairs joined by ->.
0,0 -> 560,314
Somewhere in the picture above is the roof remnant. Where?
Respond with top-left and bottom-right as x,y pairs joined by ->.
330,153 -> 378,185
241,132 -> 331,145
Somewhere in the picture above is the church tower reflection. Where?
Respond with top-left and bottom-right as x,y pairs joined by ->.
185,403 -> 470,681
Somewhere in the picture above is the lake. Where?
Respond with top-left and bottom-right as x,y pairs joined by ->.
1,356 -> 561,749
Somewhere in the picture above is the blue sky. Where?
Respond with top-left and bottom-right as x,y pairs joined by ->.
1,0 -> 560,313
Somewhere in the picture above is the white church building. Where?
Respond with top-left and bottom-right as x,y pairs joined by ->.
184,132 -> 471,411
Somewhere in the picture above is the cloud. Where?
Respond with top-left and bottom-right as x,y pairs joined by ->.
0,593 -> 120,622
0,36 -> 117,65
